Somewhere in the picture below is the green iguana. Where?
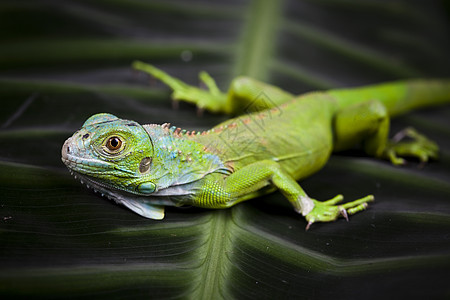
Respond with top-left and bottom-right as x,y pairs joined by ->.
61,61 -> 450,229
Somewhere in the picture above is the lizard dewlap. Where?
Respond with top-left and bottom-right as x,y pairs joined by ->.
62,62 -> 450,229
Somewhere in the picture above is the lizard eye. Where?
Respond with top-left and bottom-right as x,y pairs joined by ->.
105,136 -> 123,152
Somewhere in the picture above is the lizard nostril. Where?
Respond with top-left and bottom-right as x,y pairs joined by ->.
61,138 -> 72,161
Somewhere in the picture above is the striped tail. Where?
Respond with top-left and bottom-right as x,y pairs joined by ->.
328,80 -> 450,117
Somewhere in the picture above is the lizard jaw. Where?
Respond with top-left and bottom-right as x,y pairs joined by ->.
65,168 -> 125,204
65,169 -> 167,219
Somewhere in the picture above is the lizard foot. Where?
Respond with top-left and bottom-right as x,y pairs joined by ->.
384,127 -> 439,166
305,194 -> 374,230
132,61 -> 227,113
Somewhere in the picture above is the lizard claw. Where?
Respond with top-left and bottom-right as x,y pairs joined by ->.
196,106 -> 205,117
305,221 -> 313,231
339,206 -> 349,222
172,99 -> 180,110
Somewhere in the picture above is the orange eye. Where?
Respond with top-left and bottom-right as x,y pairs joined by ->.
106,136 -> 122,151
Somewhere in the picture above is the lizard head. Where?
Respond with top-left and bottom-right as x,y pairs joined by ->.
61,113 -> 157,195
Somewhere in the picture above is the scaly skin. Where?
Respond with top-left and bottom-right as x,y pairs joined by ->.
61,61 -> 450,229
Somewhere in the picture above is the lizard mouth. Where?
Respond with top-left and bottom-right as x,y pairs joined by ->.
61,137 -> 115,175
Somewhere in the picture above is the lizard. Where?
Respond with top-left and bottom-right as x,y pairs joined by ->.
61,61 -> 450,229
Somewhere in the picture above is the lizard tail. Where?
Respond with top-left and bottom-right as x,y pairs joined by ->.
328,79 -> 450,117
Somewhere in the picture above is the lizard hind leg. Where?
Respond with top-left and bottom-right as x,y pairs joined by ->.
333,99 -> 439,166
385,127 -> 439,166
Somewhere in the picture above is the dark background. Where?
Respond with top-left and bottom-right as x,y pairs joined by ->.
1,0 -> 449,299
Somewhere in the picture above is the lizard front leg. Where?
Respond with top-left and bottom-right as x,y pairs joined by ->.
133,61 -> 293,115
133,60 -> 228,113
194,160 -> 373,229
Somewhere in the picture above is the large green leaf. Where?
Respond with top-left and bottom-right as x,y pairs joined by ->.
1,0 -> 449,298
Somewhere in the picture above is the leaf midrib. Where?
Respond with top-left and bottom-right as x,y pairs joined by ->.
191,211 -> 232,299
233,0 -> 284,80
